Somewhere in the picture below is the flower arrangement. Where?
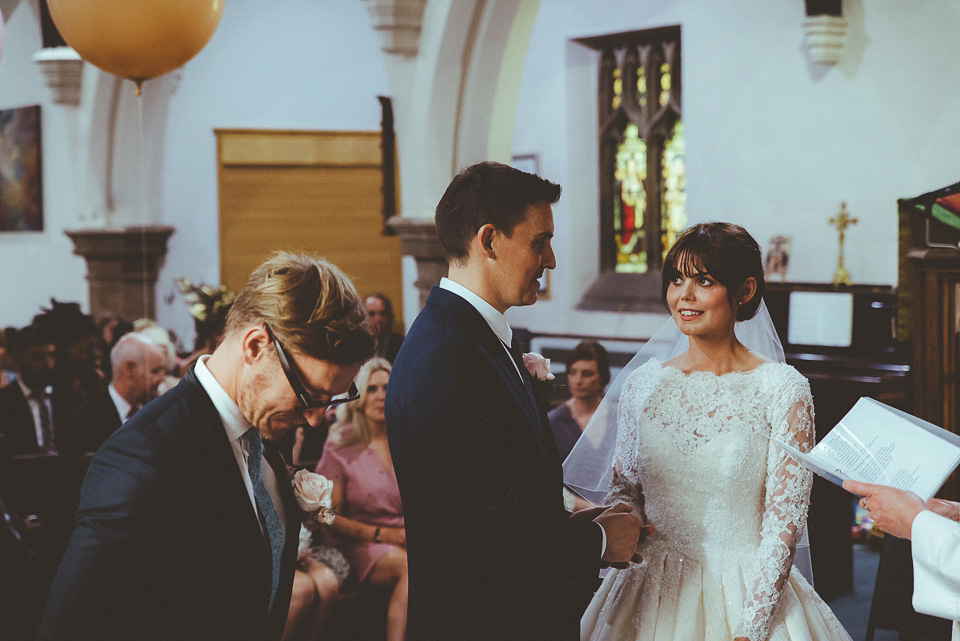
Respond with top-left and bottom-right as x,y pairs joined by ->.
291,469 -> 336,525
173,277 -> 235,325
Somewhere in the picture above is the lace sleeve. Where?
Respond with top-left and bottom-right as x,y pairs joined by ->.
603,372 -> 647,523
735,373 -> 815,641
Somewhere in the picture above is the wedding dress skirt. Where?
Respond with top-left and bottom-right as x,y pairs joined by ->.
580,360 -> 851,641
583,535 -> 848,640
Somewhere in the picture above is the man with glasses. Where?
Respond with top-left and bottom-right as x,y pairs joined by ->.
39,252 -> 374,641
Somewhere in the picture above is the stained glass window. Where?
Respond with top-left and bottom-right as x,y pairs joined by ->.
582,27 -> 683,274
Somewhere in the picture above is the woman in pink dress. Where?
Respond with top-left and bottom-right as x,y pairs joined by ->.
315,357 -> 407,641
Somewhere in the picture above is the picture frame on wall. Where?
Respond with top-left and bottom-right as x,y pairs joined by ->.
0,105 -> 43,232
511,153 -> 539,176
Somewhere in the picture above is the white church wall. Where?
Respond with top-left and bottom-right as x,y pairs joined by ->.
0,0 -> 88,328
152,0 -> 389,347
0,0 -> 389,346
506,0 -> 960,339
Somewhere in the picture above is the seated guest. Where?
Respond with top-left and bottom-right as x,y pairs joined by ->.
32,300 -> 103,399
0,324 -> 82,456
66,334 -> 167,456
548,341 -> 610,511
0,328 -> 17,387
314,358 -> 407,641
133,320 -> 182,394
548,341 -> 610,461
283,525 -> 350,641
365,294 -> 404,363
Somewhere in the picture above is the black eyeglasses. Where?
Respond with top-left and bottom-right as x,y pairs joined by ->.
264,324 -> 360,411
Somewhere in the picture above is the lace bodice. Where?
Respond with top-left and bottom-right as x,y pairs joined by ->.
606,359 -> 814,641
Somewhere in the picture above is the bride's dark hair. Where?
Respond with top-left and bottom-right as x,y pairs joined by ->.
660,222 -> 765,321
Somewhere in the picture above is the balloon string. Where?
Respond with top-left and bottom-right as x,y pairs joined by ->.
137,83 -> 148,322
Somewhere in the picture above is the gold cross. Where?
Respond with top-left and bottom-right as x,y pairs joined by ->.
829,202 -> 857,286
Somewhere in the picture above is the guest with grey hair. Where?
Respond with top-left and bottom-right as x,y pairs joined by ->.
65,333 -> 167,457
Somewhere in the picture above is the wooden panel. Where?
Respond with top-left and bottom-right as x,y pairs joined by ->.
217,130 -> 381,167
217,131 -> 403,329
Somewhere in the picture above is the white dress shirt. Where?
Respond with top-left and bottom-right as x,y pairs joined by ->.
107,383 -> 134,423
17,377 -> 51,448
912,509 -> 960,640
439,278 -> 521,377
438,278 -> 605,554
194,356 -> 286,541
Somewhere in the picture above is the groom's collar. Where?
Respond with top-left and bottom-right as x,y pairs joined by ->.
194,355 -> 252,443
439,277 -> 512,347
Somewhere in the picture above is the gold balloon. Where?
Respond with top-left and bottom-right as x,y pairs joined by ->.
46,0 -> 224,90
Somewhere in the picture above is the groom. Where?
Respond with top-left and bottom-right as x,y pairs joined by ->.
386,162 -> 642,641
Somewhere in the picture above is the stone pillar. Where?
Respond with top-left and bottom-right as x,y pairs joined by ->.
65,226 -> 175,321
363,0 -> 427,57
387,216 -> 446,310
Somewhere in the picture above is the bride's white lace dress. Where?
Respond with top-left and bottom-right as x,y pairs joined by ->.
581,359 -> 852,641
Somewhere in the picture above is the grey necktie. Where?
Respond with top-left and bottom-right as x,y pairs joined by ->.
241,427 -> 284,612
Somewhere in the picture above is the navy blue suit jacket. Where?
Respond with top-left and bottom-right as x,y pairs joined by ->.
64,389 -> 122,457
385,286 -> 602,641
37,367 -> 301,641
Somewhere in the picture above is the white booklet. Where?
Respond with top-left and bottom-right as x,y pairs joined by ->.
769,397 -> 960,501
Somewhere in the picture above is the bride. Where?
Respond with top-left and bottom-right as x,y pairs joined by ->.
565,222 -> 851,641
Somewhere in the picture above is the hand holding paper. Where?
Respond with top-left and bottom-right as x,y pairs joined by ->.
842,479 -> 926,540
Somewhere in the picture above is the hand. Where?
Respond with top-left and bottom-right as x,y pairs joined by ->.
381,526 -> 406,547
925,498 -> 960,522
843,479 -> 926,540
594,503 -> 642,565
601,524 -> 654,569
572,504 -> 651,568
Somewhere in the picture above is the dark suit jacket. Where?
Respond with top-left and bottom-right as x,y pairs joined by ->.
385,286 -> 602,641
64,389 -> 122,457
0,382 -> 81,458
37,367 -> 302,641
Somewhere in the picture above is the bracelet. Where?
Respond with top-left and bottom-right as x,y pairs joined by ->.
373,526 -> 382,543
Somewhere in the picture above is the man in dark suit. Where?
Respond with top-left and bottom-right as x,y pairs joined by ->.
65,332 -> 168,457
37,252 -> 374,641
385,162 -> 642,641
0,324 -> 81,457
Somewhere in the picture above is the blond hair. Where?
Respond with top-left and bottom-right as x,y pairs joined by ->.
224,252 -> 374,364
331,357 -> 391,447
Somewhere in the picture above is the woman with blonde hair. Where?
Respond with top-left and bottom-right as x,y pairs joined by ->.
312,357 -> 407,641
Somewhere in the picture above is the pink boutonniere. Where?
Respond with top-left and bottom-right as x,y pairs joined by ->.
291,469 -> 336,525
522,352 -> 555,381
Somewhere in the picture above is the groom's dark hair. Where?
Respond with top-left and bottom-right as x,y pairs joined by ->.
435,161 -> 561,263
661,222 -> 766,321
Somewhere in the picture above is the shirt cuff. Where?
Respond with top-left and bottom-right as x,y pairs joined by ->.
598,521 -> 607,557
911,510 -> 960,621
